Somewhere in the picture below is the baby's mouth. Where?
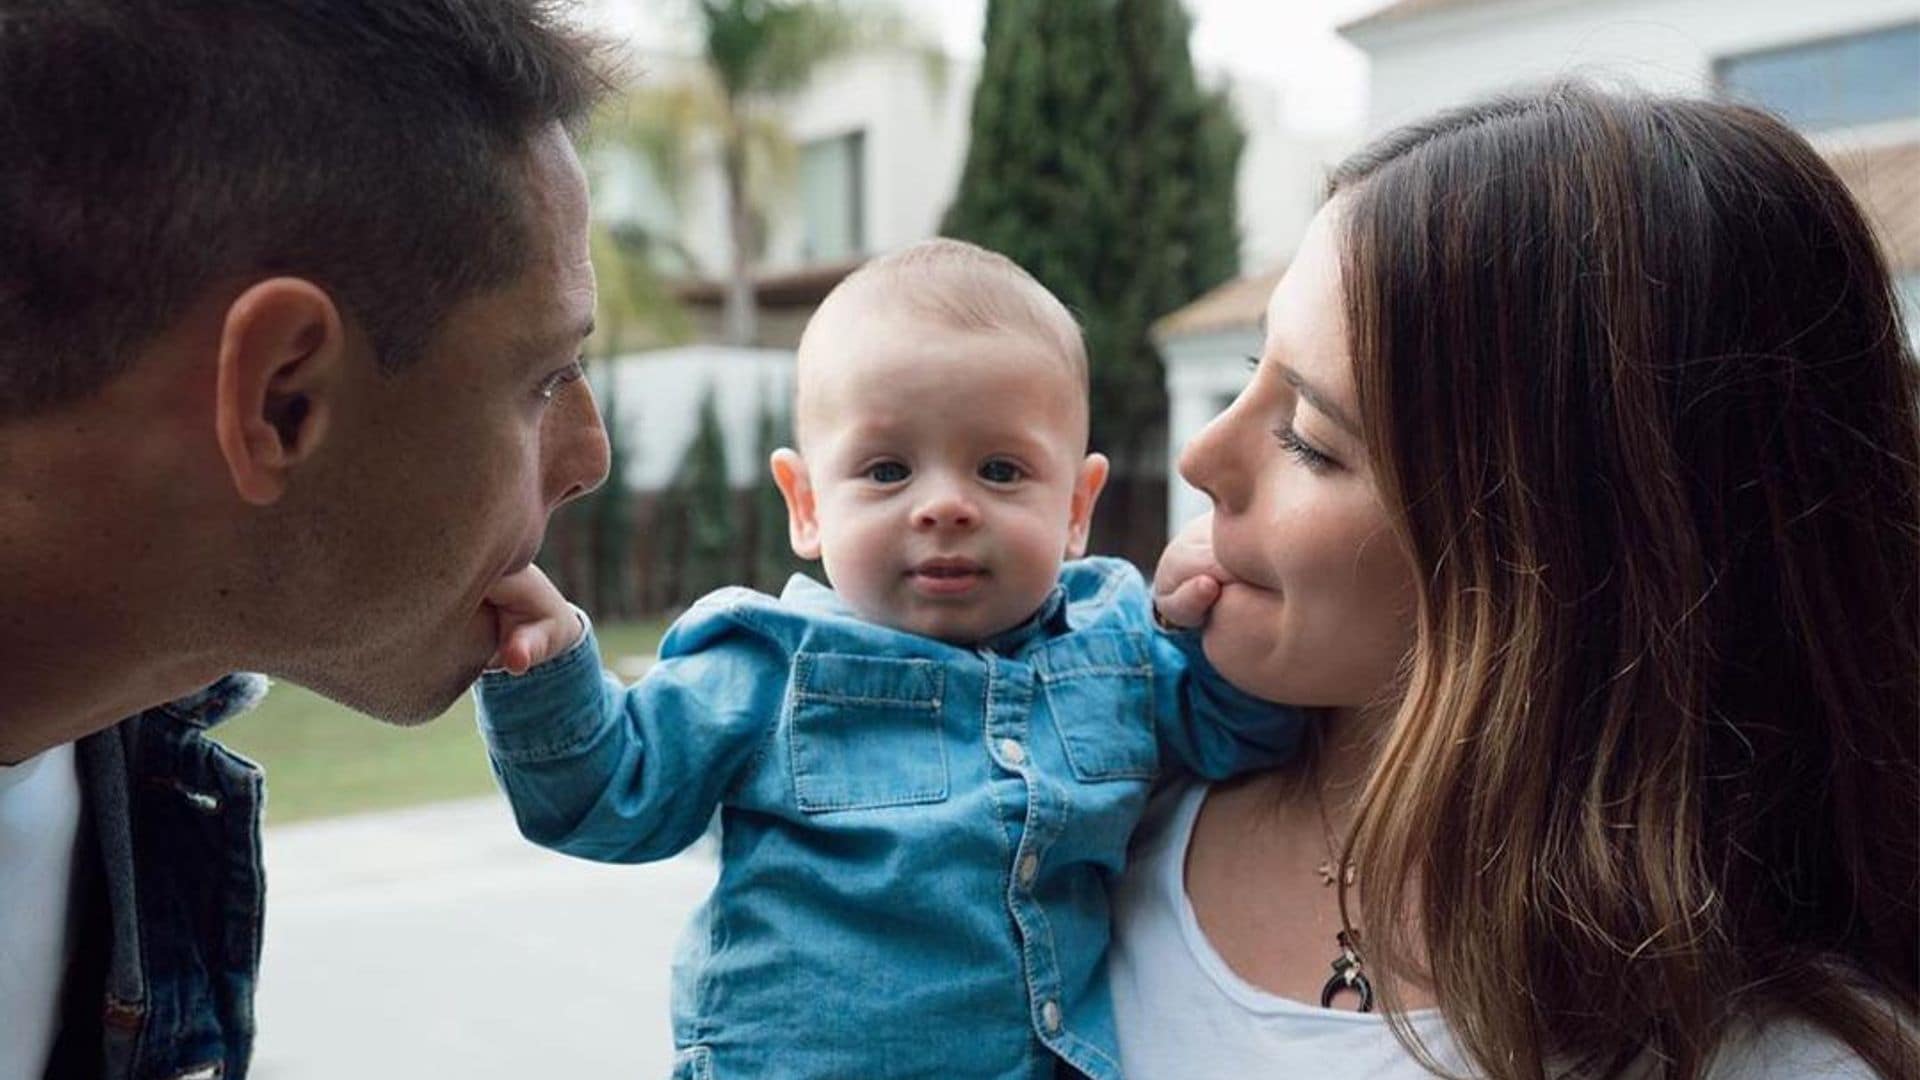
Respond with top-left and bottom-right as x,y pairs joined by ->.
909,557 -> 986,577
907,557 -> 988,594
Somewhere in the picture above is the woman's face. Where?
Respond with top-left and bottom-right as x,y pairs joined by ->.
1179,203 -> 1417,708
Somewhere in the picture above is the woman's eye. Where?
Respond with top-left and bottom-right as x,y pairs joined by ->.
1273,427 -> 1337,473
978,459 -> 1023,484
866,461 -> 910,483
537,358 -> 586,403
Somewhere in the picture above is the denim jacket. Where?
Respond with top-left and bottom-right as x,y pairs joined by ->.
477,557 -> 1304,1080
46,675 -> 268,1080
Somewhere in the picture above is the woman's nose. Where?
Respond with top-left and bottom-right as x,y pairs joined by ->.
1179,406 -> 1244,513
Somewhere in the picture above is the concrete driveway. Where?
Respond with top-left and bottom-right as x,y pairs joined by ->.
250,796 -> 717,1078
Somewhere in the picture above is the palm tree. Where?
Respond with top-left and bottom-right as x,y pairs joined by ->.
599,0 -> 937,345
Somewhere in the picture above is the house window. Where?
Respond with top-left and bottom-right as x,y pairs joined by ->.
1717,23 -> 1920,132
800,130 -> 866,263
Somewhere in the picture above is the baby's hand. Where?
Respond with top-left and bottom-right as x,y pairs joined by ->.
1153,514 -> 1233,629
485,565 -> 585,676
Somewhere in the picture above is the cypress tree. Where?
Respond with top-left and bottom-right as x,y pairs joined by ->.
751,385 -> 808,592
669,388 -> 738,603
586,366 -> 635,616
943,0 -> 1242,553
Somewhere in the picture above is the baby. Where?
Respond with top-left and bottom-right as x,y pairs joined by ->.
476,239 -> 1304,1080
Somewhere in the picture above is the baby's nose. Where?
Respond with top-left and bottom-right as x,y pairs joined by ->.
913,488 -> 979,530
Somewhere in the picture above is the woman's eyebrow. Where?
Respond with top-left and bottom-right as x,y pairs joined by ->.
1275,360 -> 1359,438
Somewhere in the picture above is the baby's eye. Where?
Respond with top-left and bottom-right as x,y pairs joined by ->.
866,461 -> 910,484
978,459 -> 1024,484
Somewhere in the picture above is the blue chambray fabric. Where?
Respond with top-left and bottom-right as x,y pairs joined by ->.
477,558 -> 1304,1080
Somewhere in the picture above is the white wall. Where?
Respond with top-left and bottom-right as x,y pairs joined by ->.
597,50 -> 979,278
601,346 -> 795,491
1227,77 -> 1354,269
1163,330 -> 1261,531
1349,0 -> 1920,136
762,53 -> 979,270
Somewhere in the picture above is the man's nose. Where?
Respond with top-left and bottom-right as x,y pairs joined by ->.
912,482 -> 979,531
543,380 -> 611,511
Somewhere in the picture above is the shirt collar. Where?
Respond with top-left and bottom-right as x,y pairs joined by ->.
150,672 -> 271,730
778,573 -> 1071,653
978,585 -> 1070,655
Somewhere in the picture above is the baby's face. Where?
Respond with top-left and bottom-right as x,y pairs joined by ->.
778,314 -> 1106,644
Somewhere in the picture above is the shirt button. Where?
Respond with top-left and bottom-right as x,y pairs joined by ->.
998,738 -> 1026,766
1041,999 -> 1063,1033
1017,854 -> 1039,887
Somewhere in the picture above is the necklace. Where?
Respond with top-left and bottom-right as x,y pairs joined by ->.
1313,776 -> 1374,1013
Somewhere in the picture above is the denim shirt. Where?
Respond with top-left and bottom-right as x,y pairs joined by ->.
476,557 -> 1304,1080
47,675 -> 268,1080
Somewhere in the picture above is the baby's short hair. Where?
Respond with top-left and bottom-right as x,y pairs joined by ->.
819,238 -> 1088,389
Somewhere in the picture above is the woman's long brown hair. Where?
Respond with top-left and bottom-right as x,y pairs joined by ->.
1329,84 -> 1919,1077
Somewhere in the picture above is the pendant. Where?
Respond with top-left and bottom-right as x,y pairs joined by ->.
1319,929 -> 1375,1012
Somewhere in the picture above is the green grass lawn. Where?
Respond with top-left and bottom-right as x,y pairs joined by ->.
212,617 -> 671,824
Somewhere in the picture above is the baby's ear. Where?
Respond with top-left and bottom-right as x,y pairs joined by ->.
1065,452 -> 1111,559
769,448 -> 822,560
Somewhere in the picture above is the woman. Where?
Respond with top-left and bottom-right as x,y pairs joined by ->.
1112,84 -> 1919,1078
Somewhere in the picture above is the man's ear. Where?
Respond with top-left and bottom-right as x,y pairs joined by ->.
213,278 -> 346,506
769,448 -> 822,560
1065,452 -> 1111,559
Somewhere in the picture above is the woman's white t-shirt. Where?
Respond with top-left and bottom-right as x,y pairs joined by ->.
1108,780 -> 1880,1080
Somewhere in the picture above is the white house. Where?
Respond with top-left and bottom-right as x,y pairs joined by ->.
585,48 -> 978,492
1157,0 -> 1920,532
595,40 -> 1349,500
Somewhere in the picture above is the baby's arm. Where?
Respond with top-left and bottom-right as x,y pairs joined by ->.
486,565 -> 585,675
475,571 -> 786,864
1145,518 -> 1308,778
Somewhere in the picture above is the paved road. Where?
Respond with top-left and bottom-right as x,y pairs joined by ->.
251,796 -> 717,1078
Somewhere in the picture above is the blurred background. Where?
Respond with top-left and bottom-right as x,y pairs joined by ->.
213,0 -> 1918,1074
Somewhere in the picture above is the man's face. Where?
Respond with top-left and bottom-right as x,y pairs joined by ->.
261,125 -> 609,722
787,309 -> 1102,645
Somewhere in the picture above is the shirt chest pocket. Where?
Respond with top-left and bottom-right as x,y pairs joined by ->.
1039,631 -> 1159,782
788,652 -> 950,813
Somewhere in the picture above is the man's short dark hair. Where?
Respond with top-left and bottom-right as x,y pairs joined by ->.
0,0 -> 612,419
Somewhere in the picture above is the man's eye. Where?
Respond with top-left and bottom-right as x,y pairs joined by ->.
978,459 -> 1023,484
537,359 -> 586,403
866,461 -> 910,483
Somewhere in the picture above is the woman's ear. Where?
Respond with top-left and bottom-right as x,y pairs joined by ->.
213,278 -> 345,506
1065,452 -> 1111,559
769,448 -> 822,560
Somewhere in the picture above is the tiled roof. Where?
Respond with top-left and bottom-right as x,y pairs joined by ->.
1155,138 -> 1920,341
1827,139 -> 1920,275
1151,267 -> 1285,342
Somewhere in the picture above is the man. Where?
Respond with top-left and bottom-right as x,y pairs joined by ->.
0,3 -> 614,1076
